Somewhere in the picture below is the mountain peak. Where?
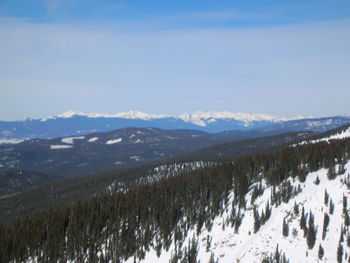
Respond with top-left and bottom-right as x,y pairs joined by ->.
112,110 -> 169,120
58,110 -> 86,118
178,111 -> 287,127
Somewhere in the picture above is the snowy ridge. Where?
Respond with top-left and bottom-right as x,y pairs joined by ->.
123,162 -> 350,263
178,111 -> 293,127
40,110 -> 306,126
310,126 -> 350,143
41,110 -> 169,121
298,126 -> 350,145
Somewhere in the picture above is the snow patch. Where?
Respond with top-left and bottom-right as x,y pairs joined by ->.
88,137 -> 99,143
61,136 -> 85,144
106,138 -> 122,145
0,139 -> 25,144
50,145 -> 73,150
130,156 -> 141,161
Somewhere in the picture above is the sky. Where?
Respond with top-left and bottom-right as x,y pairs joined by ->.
0,0 -> 350,120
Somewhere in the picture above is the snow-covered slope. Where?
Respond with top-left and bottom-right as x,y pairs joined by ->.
125,162 -> 350,263
309,126 -> 350,143
298,125 -> 350,145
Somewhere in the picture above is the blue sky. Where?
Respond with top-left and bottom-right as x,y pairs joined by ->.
0,0 -> 350,120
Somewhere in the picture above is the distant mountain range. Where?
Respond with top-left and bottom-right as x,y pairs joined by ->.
1,110 -> 350,143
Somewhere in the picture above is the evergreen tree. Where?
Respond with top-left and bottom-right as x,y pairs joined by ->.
338,242 -> 343,263
340,227 -> 345,243
307,211 -> 316,249
293,202 -> 299,216
324,189 -> 329,206
186,236 -> 198,263
208,252 -> 215,263
314,176 -> 320,185
254,207 -> 261,233
330,199 -> 335,215
300,207 -> 307,237
345,211 -> 350,227
274,245 -> 280,263
322,213 -> 330,240
328,166 -> 337,180
206,235 -> 212,252
318,244 -> 324,260
264,201 -> 271,223
344,195 -> 348,215
282,218 -> 289,237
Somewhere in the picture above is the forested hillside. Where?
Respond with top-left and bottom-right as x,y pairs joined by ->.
0,131 -> 311,223
1,135 -> 350,262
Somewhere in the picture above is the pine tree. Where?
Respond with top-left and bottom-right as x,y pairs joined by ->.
253,207 -> 260,233
328,166 -> 337,180
322,213 -> 330,240
293,202 -> 299,216
344,195 -> 348,214
339,164 -> 346,175
324,189 -> 329,206
330,199 -> 335,215
208,252 -> 215,263
340,227 -> 345,243
318,244 -> 324,260
307,211 -> 316,249
300,207 -> 307,236
314,176 -> 320,185
345,211 -> 350,227
206,235 -> 212,252
282,218 -> 289,237
186,236 -> 198,263
264,201 -> 271,222
274,245 -> 280,263
338,242 -> 343,263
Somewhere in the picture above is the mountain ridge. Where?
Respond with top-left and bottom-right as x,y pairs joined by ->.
1,111 -> 349,143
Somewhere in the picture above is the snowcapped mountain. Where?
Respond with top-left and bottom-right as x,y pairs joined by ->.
0,110 -> 350,143
178,111 -> 289,127
42,110 -> 170,121
41,110 -> 285,123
